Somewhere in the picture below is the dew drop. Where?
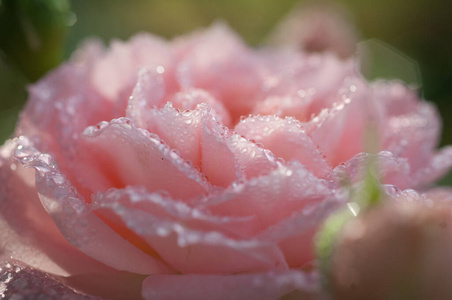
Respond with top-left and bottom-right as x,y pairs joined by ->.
347,202 -> 360,216
156,66 -> 165,74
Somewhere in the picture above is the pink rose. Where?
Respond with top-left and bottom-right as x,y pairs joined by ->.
267,2 -> 359,58
1,24 -> 451,299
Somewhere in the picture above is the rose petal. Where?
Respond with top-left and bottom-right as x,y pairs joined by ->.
201,113 -> 280,183
257,197 -> 342,267
126,68 -> 167,129
0,140 -> 116,277
332,151 -> 413,189
142,270 -> 322,300
171,88 -> 232,127
13,137 -> 170,275
92,186 -> 261,239
131,101 -> 277,187
332,148 -> 452,190
17,62 -> 112,170
0,259 -> 100,299
226,134 -> 280,179
260,51 -> 355,117
70,38 -> 106,65
235,115 -> 331,178
376,82 -> 442,172
420,187 -> 452,204
201,162 -> 332,232
130,101 -> 211,168
79,118 -> 210,199
306,77 -> 383,166
251,93 -> 315,122
411,146 -> 452,188
200,116 -> 241,187
92,33 -> 173,101
94,189 -> 287,274
16,55 -> 116,202
374,81 -> 420,116
98,202 -> 288,274
63,270 -> 146,300
175,23 -> 263,122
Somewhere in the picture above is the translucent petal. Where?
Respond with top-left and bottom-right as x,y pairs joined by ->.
142,270 -> 322,300
257,197 -> 342,266
79,118 -> 210,199
92,33 -> 173,101
92,186 -> 261,239
99,204 -> 288,274
0,259 -> 99,299
235,115 -> 331,178
13,137 -> 170,275
0,140 -> 109,277
306,77 -> 383,166
201,162 -> 332,232
175,23 -> 263,122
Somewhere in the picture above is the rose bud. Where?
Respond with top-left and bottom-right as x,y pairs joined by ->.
267,2 -> 359,58
324,190 -> 452,299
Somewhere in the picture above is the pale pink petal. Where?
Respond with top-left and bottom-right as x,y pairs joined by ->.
235,115 -> 331,178
0,259 -> 100,299
92,186 -> 261,239
226,134 -> 280,179
70,38 -> 106,65
201,162 -> 332,232
411,146 -> 452,187
0,141 -> 112,277
383,103 -> 439,171
77,118 -> 210,199
0,257 -> 148,299
376,82 -> 442,172
175,23 -> 264,122
17,63 -> 112,162
332,151 -> 412,189
126,68 -> 166,129
259,51 -> 355,118
19,58 -> 111,140
200,116 -> 240,187
92,33 -> 174,101
170,88 -> 232,127
182,110 -> 278,186
13,137 -> 170,275
16,60 -> 114,202
421,187 -> 452,204
333,148 -> 452,190
62,270 -> 146,300
130,100 -> 276,187
306,77 -> 383,166
142,270 -> 322,300
257,197 -> 342,267
130,101 -> 210,168
374,81 -> 420,116
384,186 -> 452,207
97,203 -> 288,274
251,93 -> 315,122
129,99 -> 239,186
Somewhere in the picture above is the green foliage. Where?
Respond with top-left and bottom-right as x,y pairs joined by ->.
0,0 -> 74,80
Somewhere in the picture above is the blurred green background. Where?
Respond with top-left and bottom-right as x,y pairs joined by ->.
0,0 -> 451,169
